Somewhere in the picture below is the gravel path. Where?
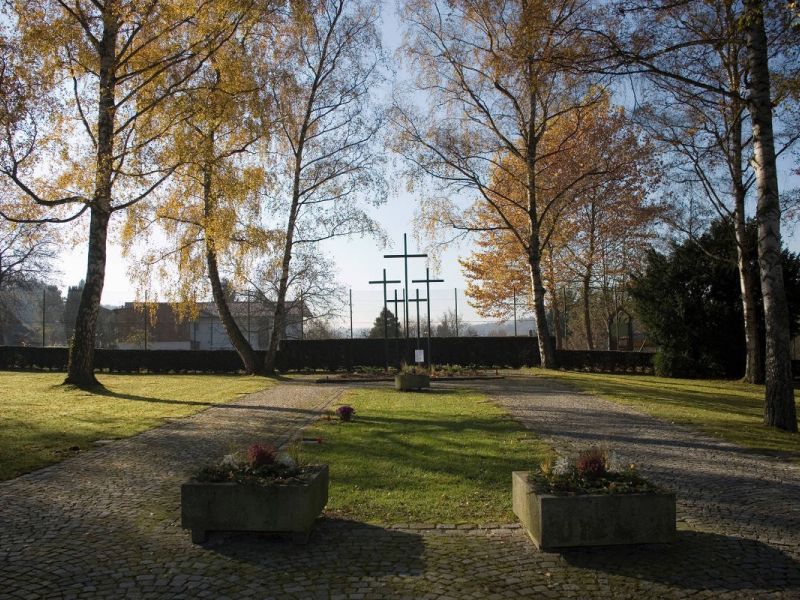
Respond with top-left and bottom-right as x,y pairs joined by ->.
1,376 -> 799,599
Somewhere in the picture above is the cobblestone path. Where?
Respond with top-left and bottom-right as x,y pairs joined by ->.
2,377 -> 799,599
480,376 -> 800,599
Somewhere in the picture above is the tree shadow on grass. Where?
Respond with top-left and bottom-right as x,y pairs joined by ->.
79,388 -> 323,414
559,530 -> 800,592
205,518 -> 425,579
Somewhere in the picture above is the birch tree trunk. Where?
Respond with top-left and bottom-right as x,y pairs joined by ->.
582,270 -> 594,351
65,7 -> 118,387
745,0 -> 797,431
264,168 -> 301,375
202,157 -> 262,375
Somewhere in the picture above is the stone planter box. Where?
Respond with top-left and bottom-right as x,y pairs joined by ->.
394,373 -> 430,391
512,471 -> 675,550
181,464 -> 328,544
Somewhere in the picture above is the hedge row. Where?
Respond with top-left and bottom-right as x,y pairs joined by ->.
0,341 -> 658,374
0,347 -> 256,373
276,337 -> 540,370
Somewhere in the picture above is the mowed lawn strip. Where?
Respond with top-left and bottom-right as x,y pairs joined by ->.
529,369 -> 800,460
0,372 -> 271,480
301,387 -> 549,524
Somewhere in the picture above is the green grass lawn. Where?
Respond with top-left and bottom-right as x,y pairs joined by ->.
527,369 -> 800,460
0,372 -> 272,481
300,387 -> 550,524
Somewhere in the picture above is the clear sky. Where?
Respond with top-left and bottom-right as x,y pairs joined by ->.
51,0 -> 800,332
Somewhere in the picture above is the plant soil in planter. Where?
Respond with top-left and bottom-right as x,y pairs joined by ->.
394,373 -> 430,391
181,464 -> 328,544
512,471 -> 675,549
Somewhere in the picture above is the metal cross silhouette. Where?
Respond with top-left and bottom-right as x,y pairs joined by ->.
406,288 -> 428,348
384,233 -> 427,339
387,289 -> 405,339
412,267 -> 444,366
368,268 -> 401,340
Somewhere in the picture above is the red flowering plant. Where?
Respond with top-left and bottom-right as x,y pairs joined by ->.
532,447 -> 661,496
335,405 -> 356,421
195,442 -> 313,486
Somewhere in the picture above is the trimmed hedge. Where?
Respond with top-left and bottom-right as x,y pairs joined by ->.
275,337 -> 540,370
0,346 -> 254,373
0,341 -> 657,375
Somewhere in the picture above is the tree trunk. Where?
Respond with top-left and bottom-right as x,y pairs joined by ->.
734,195 -> 764,384
526,89 -> 556,368
745,0 -> 797,431
582,270 -> 594,350
65,208 -> 109,387
202,160 -> 262,375
549,281 -> 563,351
264,174 -> 301,375
529,245 -> 556,366
65,7 -> 118,387
725,32 -> 764,385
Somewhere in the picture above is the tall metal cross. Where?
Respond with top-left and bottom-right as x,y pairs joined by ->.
369,268 -> 401,367
406,288 -> 428,349
412,267 -> 444,367
384,233 -> 427,339
387,289 -> 404,338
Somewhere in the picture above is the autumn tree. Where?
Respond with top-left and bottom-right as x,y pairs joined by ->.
457,93 -> 657,353
262,0 -> 386,374
587,0 -> 799,429
396,0 -> 616,368
123,14 -> 273,374
0,1 -> 252,386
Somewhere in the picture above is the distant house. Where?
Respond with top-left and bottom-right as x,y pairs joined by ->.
113,300 -> 303,350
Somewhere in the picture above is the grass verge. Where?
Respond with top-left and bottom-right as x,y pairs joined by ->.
300,387 -> 549,524
0,372 -> 271,480
528,369 -> 799,460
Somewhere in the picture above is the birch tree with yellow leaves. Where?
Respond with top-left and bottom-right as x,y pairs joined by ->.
122,17 -> 275,374
0,0 -> 256,386
395,0 -> 615,368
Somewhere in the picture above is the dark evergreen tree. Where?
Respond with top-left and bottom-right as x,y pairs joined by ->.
368,308 -> 402,339
630,220 -> 800,378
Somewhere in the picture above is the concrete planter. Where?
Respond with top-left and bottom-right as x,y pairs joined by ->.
394,373 -> 430,391
512,471 -> 675,550
181,464 -> 328,544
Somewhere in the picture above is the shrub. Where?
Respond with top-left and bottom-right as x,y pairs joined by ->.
576,447 -> 607,479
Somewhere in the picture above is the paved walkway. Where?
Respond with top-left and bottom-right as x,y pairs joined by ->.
1,377 -> 799,599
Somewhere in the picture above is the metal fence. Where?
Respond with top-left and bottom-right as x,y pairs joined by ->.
0,283 -> 652,352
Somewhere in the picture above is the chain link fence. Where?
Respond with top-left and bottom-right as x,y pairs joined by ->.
1,282 -> 653,351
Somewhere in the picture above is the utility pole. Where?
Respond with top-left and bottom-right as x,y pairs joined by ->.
513,288 -> 517,336
41,288 -> 46,347
144,291 -> 148,350
369,269 -> 401,368
349,289 -> 353,339
412,268 -> 444,367
407,289 -> 428,351
384,233 -> 427,339
247,290 -> 251,345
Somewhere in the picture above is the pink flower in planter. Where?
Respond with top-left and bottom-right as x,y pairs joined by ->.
247,443 -> 276,468
335,405 -> 356,422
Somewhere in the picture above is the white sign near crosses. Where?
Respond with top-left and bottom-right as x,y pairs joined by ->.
415,349 -> 425,364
